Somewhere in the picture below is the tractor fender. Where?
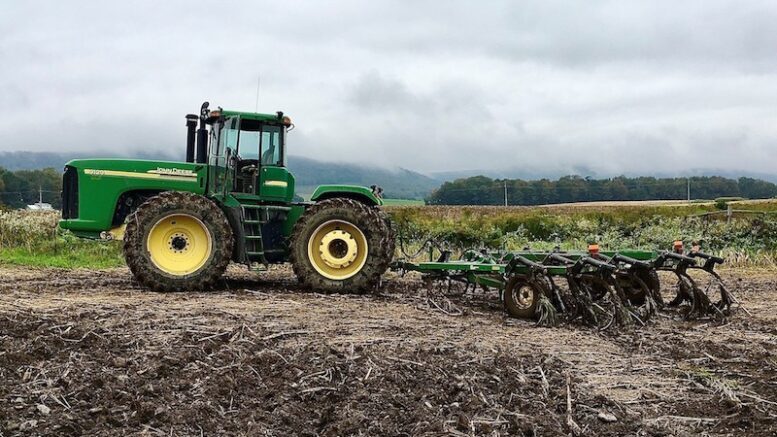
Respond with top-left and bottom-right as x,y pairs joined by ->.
310,185 -> 383,206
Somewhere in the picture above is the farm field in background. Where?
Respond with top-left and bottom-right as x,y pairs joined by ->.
380,198 -> 426,206
0,210 -> 124,268
387,199 -> 777,268
3,199 -> 777,269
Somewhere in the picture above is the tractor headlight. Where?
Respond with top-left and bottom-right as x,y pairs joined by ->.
282,116 -> 292,127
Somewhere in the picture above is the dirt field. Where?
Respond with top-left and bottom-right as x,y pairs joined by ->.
1,265 -> 775,436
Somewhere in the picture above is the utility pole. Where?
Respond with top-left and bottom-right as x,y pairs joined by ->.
39,186 -> 42,205
687,177 -> 690,202
504,181 -> 508,206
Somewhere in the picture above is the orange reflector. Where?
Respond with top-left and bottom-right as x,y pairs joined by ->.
588,243 -> 600,256
673,240 -> 684,253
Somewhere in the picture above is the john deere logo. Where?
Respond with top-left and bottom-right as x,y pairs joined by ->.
83,168 -> 198,182
148,168 -> 197,178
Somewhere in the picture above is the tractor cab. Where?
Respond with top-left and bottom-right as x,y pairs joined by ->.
188,102 -> 295,203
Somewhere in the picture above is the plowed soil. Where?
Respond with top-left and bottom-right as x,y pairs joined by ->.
1,265 -> 775,436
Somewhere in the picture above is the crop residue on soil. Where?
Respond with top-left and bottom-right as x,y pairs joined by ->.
0,265 -> 775,436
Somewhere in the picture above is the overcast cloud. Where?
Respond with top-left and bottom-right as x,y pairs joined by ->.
0,0 -> 775,176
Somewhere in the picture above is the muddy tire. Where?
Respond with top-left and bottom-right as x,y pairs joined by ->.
374,206 -> 396,276
290,198 -> 393,293
124,192 -> 233,291
503,276 -> 539,319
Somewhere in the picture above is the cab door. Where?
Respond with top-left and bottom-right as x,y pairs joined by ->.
208,116 -> 239,197
258,125 -> 294,202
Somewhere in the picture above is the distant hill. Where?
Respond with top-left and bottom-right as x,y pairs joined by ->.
0,150 -> 180,171
288,156 -> 437,199
6,151 -> 773,202
0,151 -> 438,199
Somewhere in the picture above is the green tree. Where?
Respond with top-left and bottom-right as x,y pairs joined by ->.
426,174 -> 777,206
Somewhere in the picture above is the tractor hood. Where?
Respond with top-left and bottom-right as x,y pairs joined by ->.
60,159 -> 208,237
65,158 -> 206,181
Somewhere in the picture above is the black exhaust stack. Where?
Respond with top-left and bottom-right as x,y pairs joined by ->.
185,114 -> 198,163
195,102 -> 209,164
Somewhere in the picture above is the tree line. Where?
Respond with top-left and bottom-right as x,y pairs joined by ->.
3,166 -> 776,209
0,167 -> 62,209
427,175 -> 777,205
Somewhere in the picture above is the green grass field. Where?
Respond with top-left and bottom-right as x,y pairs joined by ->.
0,210 -> 123,269
0,244 -> 123,269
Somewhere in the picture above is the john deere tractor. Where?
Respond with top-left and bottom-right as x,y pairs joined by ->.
59,102 -> 394,292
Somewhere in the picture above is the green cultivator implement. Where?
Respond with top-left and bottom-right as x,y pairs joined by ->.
392,241 -> 739,330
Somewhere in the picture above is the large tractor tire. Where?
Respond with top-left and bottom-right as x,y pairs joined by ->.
290,198 -> 394,293
374,206 -> 396,276
124,191 -> 233,291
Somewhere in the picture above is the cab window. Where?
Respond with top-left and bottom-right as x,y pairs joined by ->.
238,130 -> 260,160
260,125 -> 282,166
235,121 -> 283,166
209,118 -> 238,165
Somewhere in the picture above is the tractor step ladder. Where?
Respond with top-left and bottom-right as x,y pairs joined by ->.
241,204 -> 268,267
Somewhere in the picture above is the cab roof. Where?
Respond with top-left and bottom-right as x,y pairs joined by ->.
220,109 -> 284,123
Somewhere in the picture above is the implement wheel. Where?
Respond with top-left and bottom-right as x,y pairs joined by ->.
124,192 -> 233,291
290,198 -> 392,293
503,276 -> 539,319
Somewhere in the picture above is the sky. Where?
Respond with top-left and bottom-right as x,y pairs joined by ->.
0,0 -> 776,177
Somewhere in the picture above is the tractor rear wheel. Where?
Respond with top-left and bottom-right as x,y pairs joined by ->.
290,198 -> 393,293
124,192 -> 233,291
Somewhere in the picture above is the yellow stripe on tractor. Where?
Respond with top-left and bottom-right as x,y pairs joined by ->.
83,169 -> 198,183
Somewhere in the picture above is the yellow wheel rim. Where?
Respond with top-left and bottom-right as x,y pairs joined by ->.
146,213 -> 212,276
307,219 -> 368,280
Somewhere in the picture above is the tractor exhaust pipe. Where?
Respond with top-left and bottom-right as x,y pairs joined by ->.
195,102 -> 210,164
185,114 -> 198,163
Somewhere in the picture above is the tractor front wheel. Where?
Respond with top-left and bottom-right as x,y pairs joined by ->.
124,192 -> 233,291
290,198 -> 392,293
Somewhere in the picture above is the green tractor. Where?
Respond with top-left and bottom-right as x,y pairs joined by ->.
59,102 -> 394,292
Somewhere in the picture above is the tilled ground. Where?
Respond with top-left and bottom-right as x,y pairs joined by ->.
0,265 -> 775,436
